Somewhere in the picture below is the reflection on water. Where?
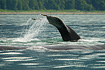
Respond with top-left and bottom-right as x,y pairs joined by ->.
0,14 -> 105,70
0,50 -> 105,70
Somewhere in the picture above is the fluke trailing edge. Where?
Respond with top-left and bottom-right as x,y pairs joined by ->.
41,14 -> 81,41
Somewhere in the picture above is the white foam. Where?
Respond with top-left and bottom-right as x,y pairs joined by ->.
14,38 -> 40,42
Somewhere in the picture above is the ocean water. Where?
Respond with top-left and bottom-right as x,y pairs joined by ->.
0,14 -> 105,70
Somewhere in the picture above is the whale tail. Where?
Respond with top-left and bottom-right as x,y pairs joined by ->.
41,14 -> 80,41
66,26 -> 80,41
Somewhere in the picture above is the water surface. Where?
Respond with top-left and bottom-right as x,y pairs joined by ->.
0,14 -> 105,70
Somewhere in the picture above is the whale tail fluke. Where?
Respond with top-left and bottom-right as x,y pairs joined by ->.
66,26 -> 80,41
41,14 -> 81,42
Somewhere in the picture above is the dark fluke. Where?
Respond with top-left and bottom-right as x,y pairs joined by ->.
41,14 -> 80,41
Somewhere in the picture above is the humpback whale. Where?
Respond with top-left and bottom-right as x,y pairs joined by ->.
0,14 -> 105,50
41,14 -> 81,41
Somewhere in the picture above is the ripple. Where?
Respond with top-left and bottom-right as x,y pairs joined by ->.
79,54 -> 98,60
91,66 -> 105,68
54,65 -> 73,68
0,52 -> 23,55
2,57 -> 36,62
0,64 -> 5,67
0,51 -> 3,52
96,61 -> 105,63
96,53 -> 105,56
81,50 -> 93,54
89,64 -> 105,66
55,58 -> 79,61
18,63 -> 40,66
54,64 -> 87,68
97,57 -> 105,59
47,54 -> 78,57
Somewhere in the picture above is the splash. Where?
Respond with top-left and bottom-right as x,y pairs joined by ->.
15,16 -> 48,42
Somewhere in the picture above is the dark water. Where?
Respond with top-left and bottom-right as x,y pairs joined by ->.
0,14 -> 105,70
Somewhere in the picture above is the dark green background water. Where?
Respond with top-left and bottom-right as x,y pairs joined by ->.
0,14 -> 105,70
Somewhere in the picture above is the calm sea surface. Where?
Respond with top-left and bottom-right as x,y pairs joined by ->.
0,14 -> 105,70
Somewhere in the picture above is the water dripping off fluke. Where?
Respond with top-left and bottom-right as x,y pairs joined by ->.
15,17 -> 48,42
